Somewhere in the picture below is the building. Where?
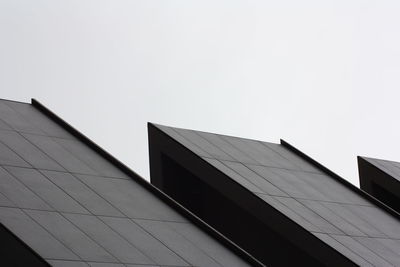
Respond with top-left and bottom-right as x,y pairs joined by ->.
148,124 -> 400,266
1,98 -> 400,266
358,156 -> 400,214
0,99 -> 260,267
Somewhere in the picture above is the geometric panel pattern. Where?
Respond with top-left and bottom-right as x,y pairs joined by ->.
0,99 -> 253,267
154,124 -> 400,266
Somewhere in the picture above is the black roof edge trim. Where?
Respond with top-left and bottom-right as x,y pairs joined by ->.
31,98 -> 143,180
0,221 -> 50,266
31,99 -> 264,267
281,139 -> 400,220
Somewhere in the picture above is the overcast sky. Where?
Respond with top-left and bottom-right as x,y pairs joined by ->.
1,0 -> 400,185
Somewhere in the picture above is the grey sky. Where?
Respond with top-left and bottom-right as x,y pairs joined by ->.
1,0 -> 400,185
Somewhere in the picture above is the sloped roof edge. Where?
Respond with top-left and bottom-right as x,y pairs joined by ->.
30,99 -> 264,267
281,140 -> 400,220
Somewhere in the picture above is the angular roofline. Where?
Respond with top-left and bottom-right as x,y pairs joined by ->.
145,122 -> 400,222
280,139 -> 400,220
148,123 -> 364,266
358,156 -> 400,184
30,99 -> 264,267
358,155 -> 400,186
358,156 -> 400,213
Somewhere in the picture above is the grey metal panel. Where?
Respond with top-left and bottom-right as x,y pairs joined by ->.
195,131 -> 258,165
54,138 -> 129,179
0,118 -> 12,130
321,202 -> 387,238
155,125 -> 211,158
26,210 -> 117,263
387,160 -> 400,176
346,205 -> 400,239
260,142 -> 322,173
354,237 -> 400,266
293,171 -> 370,205
375,238 -> 400,257
0,191 -> 14,207
256,194 -> 320,232
272,169 -> 333,201
5,167 -> 89,214
0,101 -> 44,134
64,213 -> 154,265
0,166 -> 52,210
248,165 -> 326,200
4,101 -> 75,139
330,235 -> 393,267
100,216 -> 189,266
47,260 -> 89,267
203,158 -> 263,193
220,136 -> 280,167
0,140 -> 31,167
299,199 -> 367,237
274,197 -> 343,235
40,170 -> 123,217
23,133 -> 98,175
222,136 -> 297,170
313,233 -> 373,267
0,207 -> 78,260
134,219 -> 222,267
0,130 -> 64,171
168,220 -> 252,267
174,128 -> 235,161
222,160 -> 288,196
76,174 -> 185,222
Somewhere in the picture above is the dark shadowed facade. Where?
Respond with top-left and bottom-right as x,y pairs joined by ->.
1,98 -> 400,267
149,123 -> 400,267
358,157 -> 400,214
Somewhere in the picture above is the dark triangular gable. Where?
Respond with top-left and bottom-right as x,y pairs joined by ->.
359,156 -> 400,214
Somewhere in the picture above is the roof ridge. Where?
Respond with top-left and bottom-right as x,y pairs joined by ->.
281,139 -> 400,221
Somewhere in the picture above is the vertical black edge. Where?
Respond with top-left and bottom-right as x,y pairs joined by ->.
149,123 -> 358,267
0,221 -> 50,266
358,156 -> 375,194
30,99 -> 264,267
358,156 -> 400,213
280,139 -> 400,220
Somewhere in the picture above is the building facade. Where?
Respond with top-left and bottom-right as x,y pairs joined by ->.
0,98 -> 399,266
